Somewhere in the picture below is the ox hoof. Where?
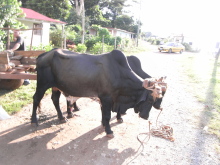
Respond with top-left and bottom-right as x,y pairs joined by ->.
72,109 -> 80,112
31,123 -> 38,127
67,113 -> 74,119
117,118 -> 123,123
60,118 -> 68,123
106,134 -> 114,138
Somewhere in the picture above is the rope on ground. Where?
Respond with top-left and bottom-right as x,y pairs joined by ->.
137,110 -> 175,145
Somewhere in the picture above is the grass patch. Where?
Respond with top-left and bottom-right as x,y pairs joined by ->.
123,40 -> 152,56
0,80 -> 36,114
179,53 -> 220,138
0,80 -> 51,115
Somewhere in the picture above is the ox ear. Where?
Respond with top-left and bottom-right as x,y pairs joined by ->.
136,90 -> 148,106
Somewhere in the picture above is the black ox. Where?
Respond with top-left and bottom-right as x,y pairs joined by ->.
32,49 -> 167,137
53,55 -> 166,123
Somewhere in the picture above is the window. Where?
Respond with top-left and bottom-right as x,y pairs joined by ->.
33,23 -> 42,35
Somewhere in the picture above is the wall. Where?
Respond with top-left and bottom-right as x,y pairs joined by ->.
18,20 -> 50,49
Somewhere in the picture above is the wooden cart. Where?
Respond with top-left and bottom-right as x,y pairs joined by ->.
0,50 -> 45,89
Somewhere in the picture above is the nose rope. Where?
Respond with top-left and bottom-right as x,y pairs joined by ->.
137,109 -> 175,145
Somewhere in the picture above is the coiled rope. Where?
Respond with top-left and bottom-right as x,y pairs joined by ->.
137,110 -> 175,144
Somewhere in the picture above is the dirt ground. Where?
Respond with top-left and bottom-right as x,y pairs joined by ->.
0,47 -> 219,165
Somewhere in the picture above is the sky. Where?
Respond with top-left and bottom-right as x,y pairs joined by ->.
125,0 -> 220,47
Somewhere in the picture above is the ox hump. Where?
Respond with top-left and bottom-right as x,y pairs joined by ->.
110,50 -> 129,67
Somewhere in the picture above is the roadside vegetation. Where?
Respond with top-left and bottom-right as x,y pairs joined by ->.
179,53 -> 220,138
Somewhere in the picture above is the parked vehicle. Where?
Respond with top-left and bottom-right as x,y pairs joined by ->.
158,42 -> 185,54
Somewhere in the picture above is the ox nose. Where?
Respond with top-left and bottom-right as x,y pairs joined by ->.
154,106 -> 163,110
139,112 -> 149,120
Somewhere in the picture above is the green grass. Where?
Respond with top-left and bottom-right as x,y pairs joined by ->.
179,53 -> 220,138
0,81 -> 51,115
123,40 -> 152,56
0,80 -> 37,114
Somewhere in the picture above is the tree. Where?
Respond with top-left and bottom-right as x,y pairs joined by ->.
99,0 -> 128,28
86,5 -> 110,26
20,0 -> 71,20
0,0 -> 24,28
115,15 -> 134,31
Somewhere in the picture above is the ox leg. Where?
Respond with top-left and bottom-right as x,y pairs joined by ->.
116,112 -> 123,123
73,102 -> 80,111
67,100 -> 74,118
31,88 -> 47,126
100,97 -> 114,138
51,88 -> 67,123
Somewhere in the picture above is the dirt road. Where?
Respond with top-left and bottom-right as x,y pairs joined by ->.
0,48 -> 219,165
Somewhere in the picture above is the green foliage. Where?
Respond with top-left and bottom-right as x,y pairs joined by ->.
50,26 -> 63,47
100,0 -> 127,28
76,43 -> 87,53
21,0 -> 71,20
71,24 -> 82,33
156,40 -> 160,45
0,0 -> 23,27
91,24 -> 101,31
90,42 -> 114,54
86,5 -> 110,26
115,15 -> 134,32
0,0 -> 26,50
85,36 -> 99,50
26,42 -> 54,51
65,26 -> 77,41
98,27 -> 111,38
182,42 -> 192,51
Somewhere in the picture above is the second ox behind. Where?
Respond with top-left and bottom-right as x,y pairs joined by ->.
32,49 -> 167,137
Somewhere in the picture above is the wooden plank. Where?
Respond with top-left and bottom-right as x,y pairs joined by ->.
0,64 -> 10,72
0,52 -> 9,64
20,57 -> 36,65
14,50 -> 45,57
0,72 -> 37,80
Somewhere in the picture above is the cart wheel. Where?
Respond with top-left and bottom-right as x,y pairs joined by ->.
0,79 -> 24,90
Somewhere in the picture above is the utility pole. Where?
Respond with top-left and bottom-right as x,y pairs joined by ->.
136,0 -> 141,47
81,0 -> 85,44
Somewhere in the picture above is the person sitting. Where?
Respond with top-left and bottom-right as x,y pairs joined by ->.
10,30 -> 25,51
8,30 -> 30,85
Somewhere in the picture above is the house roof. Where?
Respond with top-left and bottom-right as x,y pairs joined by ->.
20,8 -> 66,25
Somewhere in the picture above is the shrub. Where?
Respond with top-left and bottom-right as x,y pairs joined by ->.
50,28 -> 62,47
90,42 -> 114,54
76,43 -> 87,53
156,40 -> 160,45
182,42 -> 192,51
98,27 -> 110,38
26,42 -> 54,51
85,36 -> 99,50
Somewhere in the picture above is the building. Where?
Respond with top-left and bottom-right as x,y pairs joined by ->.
89,27 -> 135,39
17,8 -> 66,47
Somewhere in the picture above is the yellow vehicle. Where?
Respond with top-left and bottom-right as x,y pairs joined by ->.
158,42 -> 185,54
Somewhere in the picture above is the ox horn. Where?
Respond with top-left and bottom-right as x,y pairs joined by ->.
157,76 -> 167,82
142,78 -> 156,89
